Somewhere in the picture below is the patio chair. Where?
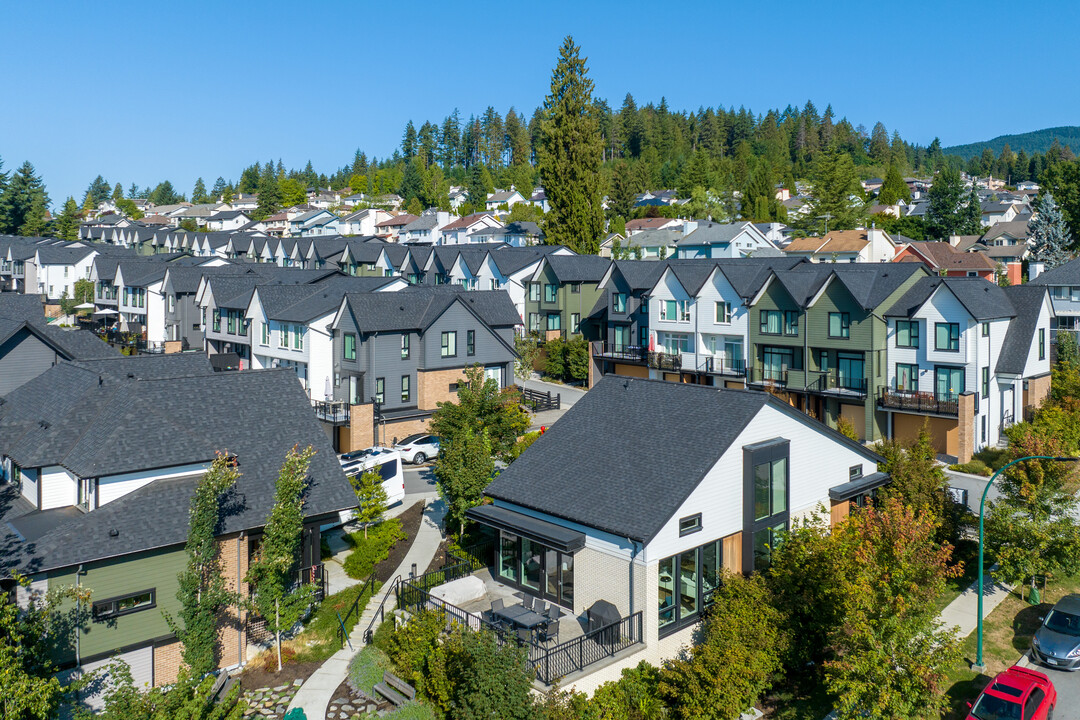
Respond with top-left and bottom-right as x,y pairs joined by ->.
541,620 -> 559,645
516,627 -> 532,646
522,595 -> 534,611
534,600 -> 546,617
545,605 -> 561,621
487,598 -> 505,625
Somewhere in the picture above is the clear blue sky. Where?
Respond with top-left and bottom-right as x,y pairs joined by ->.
2,0 -> 1078,207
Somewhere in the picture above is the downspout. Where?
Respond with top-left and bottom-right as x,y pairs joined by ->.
626,538 -> 640,615
75,564 -> 83,667
237,532 -> 244,666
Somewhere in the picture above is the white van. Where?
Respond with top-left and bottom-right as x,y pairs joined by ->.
339,446 -> 405,508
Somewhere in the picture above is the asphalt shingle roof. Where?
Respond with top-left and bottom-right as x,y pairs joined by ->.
1029,258 -> 1080,286
884,276 -> 1016,321
341,287 -> 520,334
997,285 -> 1050,375
543,254 -> 612,284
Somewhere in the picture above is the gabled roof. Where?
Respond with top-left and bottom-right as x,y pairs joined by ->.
482,377 -> 882,543
253,275 -> 400,323
541,254 -> 612,284
440,213 -> 497,231
340,287 -> 520,334
997,285 -> 1051,375
785,229 -> 880,254
676,221 -> 760,246
899,242 -> 996,271
0,363 -> 355,573
34,244 -> 96,265
982,220 -> 1031,242
884,276 -> 1015,321
1029,258 -> 1080,286
375,214 -> 418,228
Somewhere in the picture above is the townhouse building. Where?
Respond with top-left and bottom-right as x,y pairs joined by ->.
524,254 -> 610,339
674,221 -> 781,259
31,245 -> 98,301
1029,257 -> 1080,341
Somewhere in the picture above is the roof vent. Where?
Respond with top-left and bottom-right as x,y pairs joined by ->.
38,420 -> 50,430
109,528 -> 119,538
127,372 -> 135,379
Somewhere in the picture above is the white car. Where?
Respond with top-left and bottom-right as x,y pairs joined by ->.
338,446 -> 404,507
392,434 -> 441,465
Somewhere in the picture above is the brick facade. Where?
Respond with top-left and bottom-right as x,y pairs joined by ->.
958,392 -> 976,464
1026,373 -> 1052,411
417,367 -> 466,408
217,533 -> 249,669
347,403 -> 375,452
152,639 -> 183,687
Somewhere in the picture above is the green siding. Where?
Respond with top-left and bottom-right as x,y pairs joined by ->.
48,545 -> 187,664
525,264 -> 603,339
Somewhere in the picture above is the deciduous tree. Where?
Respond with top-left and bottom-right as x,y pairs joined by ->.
349,469 -> 387,539
435,426 -> 495,537
429,365 -> 530,459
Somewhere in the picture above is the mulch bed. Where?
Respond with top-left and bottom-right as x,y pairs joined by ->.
372,501 -> 424,583
238,660 -> 323,692
423,538 -> 451,575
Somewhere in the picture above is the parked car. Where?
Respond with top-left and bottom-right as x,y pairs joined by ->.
966,665 -> 1056,720
339,447 -> 405,506
392,434 -> 440,465
1031,593 -> 1080,670
339,446 -> 394,477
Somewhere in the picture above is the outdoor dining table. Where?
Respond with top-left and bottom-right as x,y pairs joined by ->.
492,603 -> 548,632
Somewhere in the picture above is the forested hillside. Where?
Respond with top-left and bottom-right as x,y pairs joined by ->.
944,126 -> 1080,160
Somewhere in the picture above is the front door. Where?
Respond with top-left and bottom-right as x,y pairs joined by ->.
935,367 -> 964,400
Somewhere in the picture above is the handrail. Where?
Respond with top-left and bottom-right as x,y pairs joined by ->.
338,570 -> 378,649
362,574 -> 402,644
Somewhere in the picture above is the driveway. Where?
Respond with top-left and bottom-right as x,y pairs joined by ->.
523,377 -> 586,431
404,463 -> 436,496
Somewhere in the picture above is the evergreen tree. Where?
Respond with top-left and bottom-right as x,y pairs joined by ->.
55,197 -> 80,241
537,36 -> 605,254
402,120 -> 417,158
246,446 -> 317,673
0,161 -> 49,235
868,122 -> 890,165
399,156 -> 425,206
877,163 -> 912,205
608,160 -> 636,219
417,123 -> 438,166
1029,192 -> 1073,268
211,177 -> 227,201
191,177 -> 207,204
111,182 -> 123,202
278,178 -> 306,208
149,180 -> 179,206
800,148 -> 865,233
19,194 -> 49,237
962,183 -> 984,235
255,161 -> 281,220
127,182 -> 140,198
164,453 -> 239,677
237,163 -> 260,194
924,167 -> 969,240
85,175 -> 111,207
467,163 -> 493,208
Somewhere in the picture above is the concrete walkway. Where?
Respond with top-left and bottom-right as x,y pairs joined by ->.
938,565 -> 1013,639
321,498 -> 428,597
287,497 -> 446,720
524,376 -> 587,431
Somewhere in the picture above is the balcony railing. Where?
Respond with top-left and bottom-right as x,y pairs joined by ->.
312,399 -> 350,424
701,356 -> 747,377
647,351 -> 682,371
807,372 -> 868,397
877,388 -> 959,416
592,342 -> 647,363
747,366 -> 789,388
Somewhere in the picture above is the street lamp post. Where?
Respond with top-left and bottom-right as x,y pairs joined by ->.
973,454 -> 1079,672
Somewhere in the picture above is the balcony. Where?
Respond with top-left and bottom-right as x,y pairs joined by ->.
647,351 -> 682,372
877,388 -> 959,416
807,372 -> 868,398
312,399 -> 350,424
592,342 -> 647,364
700,356 -> 747,377
747,366 -> 789,389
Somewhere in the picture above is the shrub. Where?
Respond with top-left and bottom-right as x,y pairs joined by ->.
349,644 -> 393,696
949,459 -> 991,476
508,431 -> 541,463
343,518 -> 405,579
543,338 -> 566,380
835,415 -> 859,441
565,336 -> 589,381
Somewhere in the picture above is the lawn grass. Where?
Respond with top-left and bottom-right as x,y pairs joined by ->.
934,538 -> 983,614
290,579 -> 382,664
940,574 -> 1080,720
343,517 -> 406,579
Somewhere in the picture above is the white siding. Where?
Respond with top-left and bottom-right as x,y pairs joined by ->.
20,467 -> 39,506
98,463 -> 208,506
40,465 -> 77,510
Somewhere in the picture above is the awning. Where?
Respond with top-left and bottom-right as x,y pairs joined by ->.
466,504 -> 586,553
829,471 -> 891,502
74,302 -> 96,309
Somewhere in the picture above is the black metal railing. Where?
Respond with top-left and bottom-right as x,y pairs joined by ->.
747,366 -> 789,388
807,372 -> 868,396
395,579 -> 645,685
701,357 -> 747,376
521,387 -> 561,412
647,351 -> 681,371
592,342 -> 647,362
338,571 -> 378,649
362,574 -> 402,644
312,399 -> 350,423
877,388 -> 959,416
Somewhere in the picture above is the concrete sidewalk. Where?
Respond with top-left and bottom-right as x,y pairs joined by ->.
938,565 -> 1013,638
287,498 -> 446,720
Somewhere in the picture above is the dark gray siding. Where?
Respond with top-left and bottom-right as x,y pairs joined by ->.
423,303 -> 513,369
364,331 -> 420,410
0,329 -> 60,395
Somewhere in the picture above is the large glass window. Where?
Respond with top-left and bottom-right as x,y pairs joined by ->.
896,320 -> 919,348
759,310 -> 782,335
658,537 -> 725,635
570,313 -> 580,334
441,331 -> 457,357
658,556 -> 676,629
936,366 -> 964,400
520,538 -> 542,591
837,353 -> 864,390
529,283 -> 540,302
498,532 -> 575,609
544,284 -> 558,303
783,311 -> 798,336
753,523 -> 785,570
829,312 -> 850,338
547,313 -> 561,331
679,548 -> 699,619
613,325 -> 631,352
715,301 -> 731,323
344,333 -> 356,360
896,363 -> 919,392
935,322 -> 960,351
660,332 -> 692,354
612,293 -> 628,313
754,458 -> 787,521
499,532 -> 519,582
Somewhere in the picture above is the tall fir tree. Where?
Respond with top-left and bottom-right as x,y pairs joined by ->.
924,167 -> 969,241
85,174 -> 111,208
211,176 -> 227,201
55,197 -> 80,241
537,36 -> 605,254
800,148 -> 865,233
1029,192 -> 1073,268
399,157 -> 425,206
255,161 -> 281,219
0,161 -> 49,235
192,177 -> 207,204
402,120 -> 417,158
164,453 -> 239,677
877,163 -> 912,205
111,182 -> 123,202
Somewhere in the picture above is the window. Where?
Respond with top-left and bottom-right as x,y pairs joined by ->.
373,377 -> 385,404
466,329 -> 475,356
227,310 -> 236,334
850,464 -> 863,480
896,320 -> 919,348
497,531 -> 576,610
659,332 -> 692,354
570,282 -> 580,294
167,294 -> 175,312
828,312 -> 850,338
261,322 -> 270,345
279,324 -> 289,348
570,312 -> 580,334
293,325 -> 303,350
754,458 -> 788,522
529,283 -> 540,302
92,589 -> 155,620
935,322 -> 959,351
640,297 -> 648,314
896,363 -> 919,392
659,537 -> 725,635
546,313 -> 562,331
935,366 -> 964,400
679,513 -> 702,536
612,293 -> 628,313
401,334 -> 410,359
1039,328 -> 1046,360
344,333 -> 356,360
528,313 -> 540,332
982,366 -> 989,399
441,331 -> 457,357
661,299 -> 689,322
783,311 -> 798,336
759,310 -> 782,335
715,301 -> 731,323
212,309 -> 221,333
544,283 -> 557,303
982,322 -> 990,337
401,375 -> 410,403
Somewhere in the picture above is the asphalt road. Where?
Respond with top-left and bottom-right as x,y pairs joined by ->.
403,464 -> 437,495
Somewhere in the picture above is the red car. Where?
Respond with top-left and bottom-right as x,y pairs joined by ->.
967,665 -> 1057,720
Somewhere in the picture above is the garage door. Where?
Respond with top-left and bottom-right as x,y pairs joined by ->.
78,645 -> 154,710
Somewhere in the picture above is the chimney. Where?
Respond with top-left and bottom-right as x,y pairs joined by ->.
683,220 -> 698,237
1030,261 -> 1045,280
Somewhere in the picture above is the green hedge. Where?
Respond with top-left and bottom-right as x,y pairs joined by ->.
343,518 -> 406,579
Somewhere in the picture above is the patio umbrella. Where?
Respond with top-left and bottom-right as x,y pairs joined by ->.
74,302 -> 95,309
92,309 -> 118,316
648,331 -> 656,352
324,376 -> 332,400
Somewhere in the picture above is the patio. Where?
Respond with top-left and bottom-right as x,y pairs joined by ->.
453,568 -> 590,645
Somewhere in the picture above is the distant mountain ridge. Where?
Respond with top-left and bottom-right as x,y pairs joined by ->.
944,126 -> 1080,159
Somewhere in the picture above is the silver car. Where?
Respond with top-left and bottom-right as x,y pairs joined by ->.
1031,593 -> 1080,670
